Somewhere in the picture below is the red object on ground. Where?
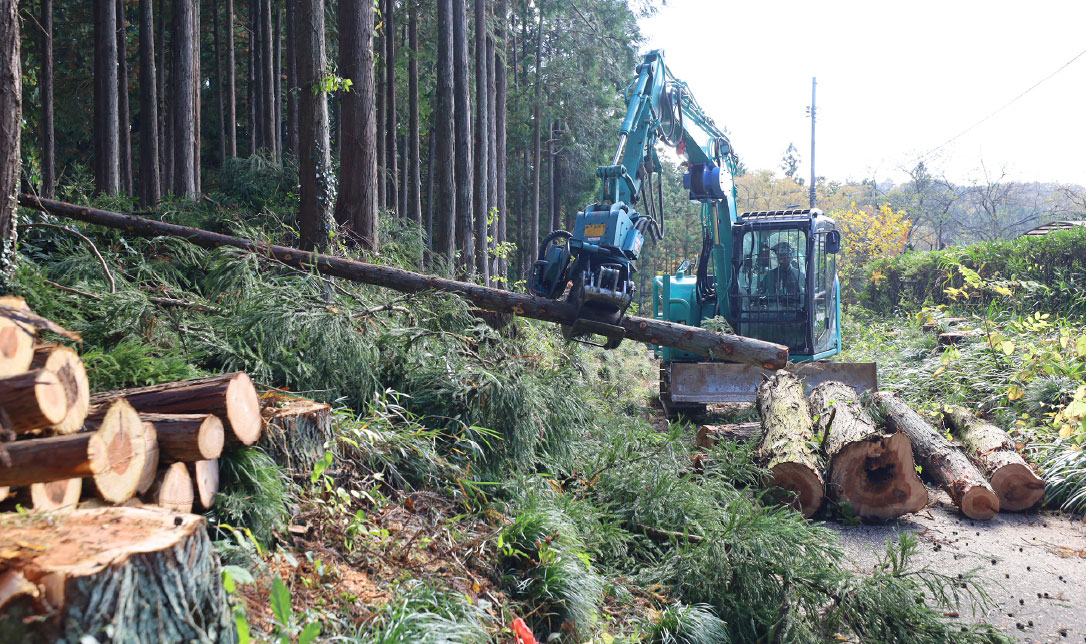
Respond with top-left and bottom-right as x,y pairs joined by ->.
511,617 -> 537,644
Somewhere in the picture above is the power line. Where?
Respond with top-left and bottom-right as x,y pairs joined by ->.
913,46 -> 1086,166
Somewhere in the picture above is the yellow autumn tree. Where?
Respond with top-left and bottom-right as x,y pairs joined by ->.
830,202 -> 911,299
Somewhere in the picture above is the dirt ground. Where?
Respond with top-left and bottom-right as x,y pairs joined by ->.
831,488 -> 1086,643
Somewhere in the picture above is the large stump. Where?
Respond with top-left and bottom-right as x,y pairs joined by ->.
876,392 -> 999,520
810,382 -> 927,520
755,372 -> 824,518
90,373 -> 262,446
0,507 -> 234,642
30,345 -> 90,434
941,405 -> 1045,511
259,393 -> 334,472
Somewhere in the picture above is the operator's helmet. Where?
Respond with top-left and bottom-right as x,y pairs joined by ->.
771,242 -> 794,260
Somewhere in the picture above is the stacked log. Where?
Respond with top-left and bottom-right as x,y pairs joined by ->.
876,392 -> 999,520
810,382 -> 928,520
941,405 -> 1045,511
755,372 -> 824,518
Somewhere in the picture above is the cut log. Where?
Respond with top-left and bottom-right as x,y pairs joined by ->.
90,372 -> 262,446
0,486 -> 8,501
0,369 -> 69,433
260,393 -> 333,472
141,413 -> 225,462
82,399 -> 147,503
137,421 -> 159,495
876,392 -> 999,520
755,371 -> 824,518
0,297 -> 35,378
17,195 -> 791,368
0,507 -> 233,642
810,381 -> 927,520
189,459 -> 219,509
29,478 -> 84,511
695,421 -> 761,448
938,330 -> 981,345
922,317 -> 966,332
0,432 -> 109,488
145,462 -> 194,513
941,405 -> 1045,511
30,344 -> 90,433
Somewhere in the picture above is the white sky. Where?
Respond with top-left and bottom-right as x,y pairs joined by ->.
640,0 -> 1086,186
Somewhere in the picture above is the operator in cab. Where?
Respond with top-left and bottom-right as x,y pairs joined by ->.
759,241 -> 804,307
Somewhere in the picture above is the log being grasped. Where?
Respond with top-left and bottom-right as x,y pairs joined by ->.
0,369 -> 69,433
876,392 -> 999,520
0,508 -> 234,642
941,405 -> 1045,511
29,344 -> 90,434
18,195 -> 790,368
91,372 -> 262,446
756,372 -> 824,518
810,382 -> 927,520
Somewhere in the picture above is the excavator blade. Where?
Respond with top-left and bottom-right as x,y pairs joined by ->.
666,361 -> 878,404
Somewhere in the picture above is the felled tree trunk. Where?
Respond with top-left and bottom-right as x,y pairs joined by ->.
142,413 -> 225,462
0,298 -> 35,378
0,433 -> 106,488
876,392 -> 999,520
755,372 -> 824,518
810,382 -> 927,520
260,394 -> 333,472
30,344 -> 90,433
941,405 -> 1045,511
0,369 -> 69,433
696,422 -> 761,448
0,508 -> 233,642
145,462 -> 195,513
90,372 -> 261,446
81,399 -> 148,503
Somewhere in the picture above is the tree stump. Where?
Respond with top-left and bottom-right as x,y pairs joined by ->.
30,344 -> 90,434
755,372 -> 824,518
260,393 -> 333,472
810,382 -> 927,520
0,296 -> 36,378
0,507 -> 234,642
145,462 -> 195,513
141,413 -> 225,462
941,405 -> 1045,511
90,372 -> 262,446
0,369 -> 69,433
876,392 -> 999,520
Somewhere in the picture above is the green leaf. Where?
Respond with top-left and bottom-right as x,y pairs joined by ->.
299,622 -> 322,644
269,576 -> 292,626
1076,335 -> 1086,358
222,565 -> 255,586
221,570 -> 236,594
236,612 -> 251,644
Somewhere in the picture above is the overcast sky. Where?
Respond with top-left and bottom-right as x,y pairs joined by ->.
640,0 -> 1086,186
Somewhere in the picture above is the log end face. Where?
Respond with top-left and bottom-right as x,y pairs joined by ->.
226,373 -> 262,445
43,347 -> 90,434
199,415 -> 226,460
959,486 -> 1000,521
768,462 -> 825,518
30,478 -> 83,511
34,369 -> 70,427
92,400 -> 148,504
829,432 -> 928,519
990,464 -> 1046,511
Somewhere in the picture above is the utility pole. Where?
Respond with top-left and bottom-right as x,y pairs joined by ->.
806,76 -> 817,208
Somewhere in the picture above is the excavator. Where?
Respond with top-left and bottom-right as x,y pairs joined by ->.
530,50 -> 876,412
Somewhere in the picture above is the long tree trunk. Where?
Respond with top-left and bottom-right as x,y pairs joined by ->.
528,8 -> 542,275
94,0 -> 120,195
425,124 -> 435,251
384,0 -> 399,216
191,0 -> 201,195
273,4 -> 282,160
21,195 -> 793,368
494,0 -> 507,282
472,0 -> 489,282
226,0 -> 236,157
297,0 -> 333,250
260,0 -> 275,157
248,0 -> 261,152
334,0 -> 379,250
171,0 -> 197,197
375,28 -> 385,208
157,0 -> 170,180
433,0 -> 456,264
0,0 -> 18,275
407,5 -> 422,228
876,392 -> 999,520
810,382 -> 927,520
284,0 -> 297,157
116,0 -> 133,194
39,0 -> 54,199
941,405 -> 1045,511
755,372 -> 824,518
453,0 -> 473,274
213,0 -> 226,164
486,32 -> 497,278
138,0 -> 161,205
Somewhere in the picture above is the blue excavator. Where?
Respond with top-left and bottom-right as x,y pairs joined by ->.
530,50 -> 875,411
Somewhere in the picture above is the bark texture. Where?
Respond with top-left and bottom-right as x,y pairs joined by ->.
0,369 -> 69,433
453,0 -> 474,273
384,0 -> 399,216
0,508 -> 233,642
877,392 -> 999,520
941,405 -> 1045,511
142,413 -> 226,462
19,195 -> 792,367
433,0 -> 457,264
116,0 -> 134,194
407,5 -> 422,227
39,0 -> 55,199
472,0 -> 489,281
260,393 -> 333,472
810,381 -> 927,520
755,371 -> 824,518
138,0 -> 161,206
171,0 -> 198,197
0,432 -> 106,488
94,0 -> 120,195
297,0 -> 333,250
